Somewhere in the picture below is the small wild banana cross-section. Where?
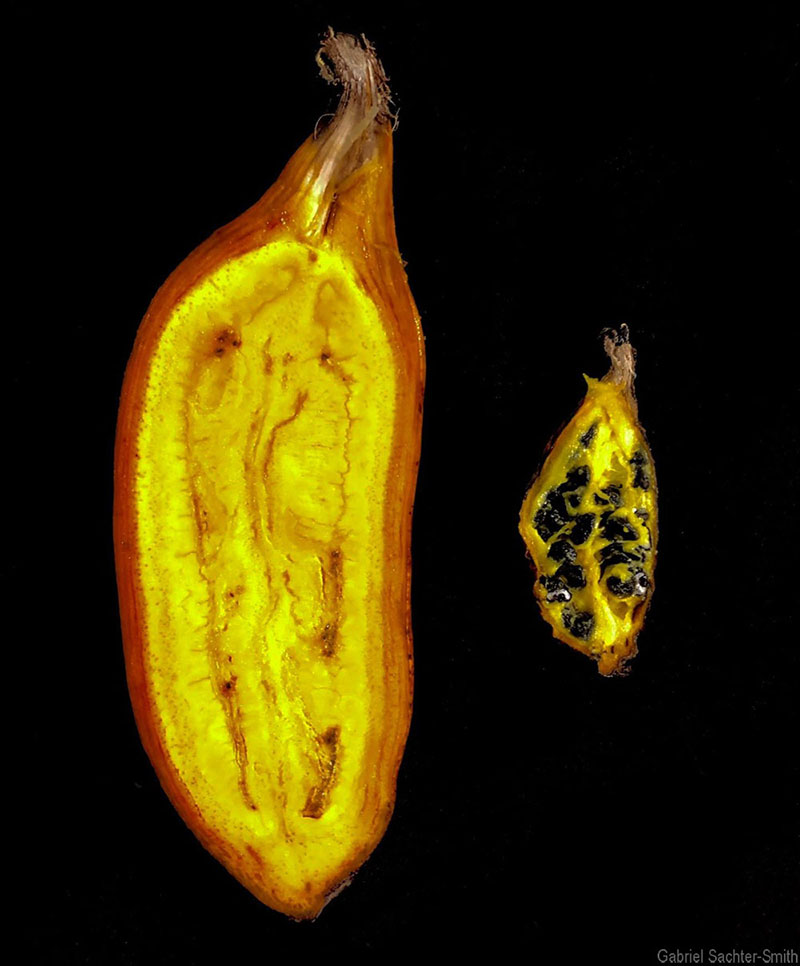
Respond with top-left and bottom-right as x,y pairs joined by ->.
519,327 -> 657,675
114,33 -> 425,918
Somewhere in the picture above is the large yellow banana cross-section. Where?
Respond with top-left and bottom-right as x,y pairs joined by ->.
114,33 -> 425,919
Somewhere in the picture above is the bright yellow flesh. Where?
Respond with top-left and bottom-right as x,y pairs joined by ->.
520,378 -> 657,674
132,238 -> 398,906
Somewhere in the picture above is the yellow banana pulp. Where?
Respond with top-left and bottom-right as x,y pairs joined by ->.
114,33 -> 425,918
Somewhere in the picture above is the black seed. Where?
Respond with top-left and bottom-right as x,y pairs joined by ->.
534,506 -> 563,541
568,493 -> 582,508
595,543 -> 641,563
540,574 -> 572,603
600,554 -> 640,576
560,465 -> 591,492
633,467 -> 651,490
602,484 -> 622,507
609,569 -> 649,597
556,563 -> 586,589
597,542 -> 627,562
534,488 -> 571,540
630,450 -> 647,466
597,542 -> 644,575
601,514 -> 639,542
569,514 -> 595,545
563,607 -> 594,640
533,507 -> 561,542
533,508 -> 561,542
571,612 -> 594,639
546,489 -> 570,520
599,549 -> 631,569
607,575 -> 635,597
593,493 -> 610,505
580,424 -> 597,447
548,540 -> 577,563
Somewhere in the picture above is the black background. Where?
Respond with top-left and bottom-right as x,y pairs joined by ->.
13,1 -> 798,961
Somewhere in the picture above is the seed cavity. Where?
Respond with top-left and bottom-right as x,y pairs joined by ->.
600,514 -> 639,542
562,606 -> 594,640
607,571 -> 649,598
548,540 -> 577,563
630,450 -> 651,490
580,424 -> 597,448
556,562 -> 586,589
534,488 -> 571,541
597,542 -> 644,576
540,574 -> 572,603
569,513 -> 595,545
559,465 -> 591,492
213,328 -> 242,356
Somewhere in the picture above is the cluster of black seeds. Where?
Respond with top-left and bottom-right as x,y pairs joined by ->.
535,464 -> 594,627
534,491 -> 570,541
533,464 -> 592,541
538,561 -> 588,602
532,444 -> 653,641
593,506 -> 653,598
539,563 -> 586,602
